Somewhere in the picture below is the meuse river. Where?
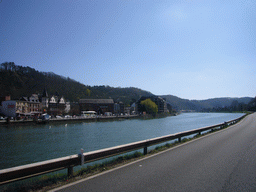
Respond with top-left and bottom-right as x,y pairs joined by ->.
0,113 -> 244,170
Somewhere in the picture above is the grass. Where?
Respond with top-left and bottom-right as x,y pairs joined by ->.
0,174 -> 68,192
0,152 -> 145,192
1,114 -> 247,192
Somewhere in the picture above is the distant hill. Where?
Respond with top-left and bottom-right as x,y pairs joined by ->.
161,95 -> 253,111
160,95 -> 198,111
191,97 -> 252,110
0,62 -> 153,105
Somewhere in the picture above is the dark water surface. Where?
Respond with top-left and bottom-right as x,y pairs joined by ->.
0,113 -> 244,169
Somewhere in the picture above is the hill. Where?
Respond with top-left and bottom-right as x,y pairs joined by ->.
1,62 -> 253,110
191,97 -> 252,110
161,95 -> 253,111
0,62 -> 153,105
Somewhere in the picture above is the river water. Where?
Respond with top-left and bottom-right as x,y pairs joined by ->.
0,113 -> 244,170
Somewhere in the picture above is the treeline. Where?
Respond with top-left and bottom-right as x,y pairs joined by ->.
201,98 -> 256,112
0,62 -> 153,105
162,95 -> 254,112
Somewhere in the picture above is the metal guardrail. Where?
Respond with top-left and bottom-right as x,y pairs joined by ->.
0,114 -> 246,185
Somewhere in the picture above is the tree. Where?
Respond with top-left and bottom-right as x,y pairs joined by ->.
140,98 -> 158,115
1,62 -> 16,71
1,62 -> 10,70
86,89 -> 91,97
229,100 -> 238,111
247,97 -> 256,111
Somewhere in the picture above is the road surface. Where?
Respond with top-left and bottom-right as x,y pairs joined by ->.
51,113 -> 256,192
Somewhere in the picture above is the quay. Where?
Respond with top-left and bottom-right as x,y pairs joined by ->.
0,115 -> 140,126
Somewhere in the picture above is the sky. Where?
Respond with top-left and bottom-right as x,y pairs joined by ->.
1,0 -> 256,100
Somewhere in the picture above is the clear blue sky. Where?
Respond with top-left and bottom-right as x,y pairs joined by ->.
1,0 -> 255,100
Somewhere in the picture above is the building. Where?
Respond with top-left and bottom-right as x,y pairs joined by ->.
1,100 -> 21,117
39,88 -> 70,116
65,101 -> 70,114
137,96 -> 169,114
41,87 -> 49,109
0,96 -> 11,116
79,99 -> 114,115
130,102 -> 137,114
114,101 -> 125,115
154,97 -> 169,113
26,94 -> 41,116
48,95 -> 67,116
1,94 -> 42,118
69,102 -> 80,115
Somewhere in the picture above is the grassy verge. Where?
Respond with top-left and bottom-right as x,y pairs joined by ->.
1,113 -> 248,192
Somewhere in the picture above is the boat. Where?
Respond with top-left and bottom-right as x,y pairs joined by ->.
37,114 -> 50,124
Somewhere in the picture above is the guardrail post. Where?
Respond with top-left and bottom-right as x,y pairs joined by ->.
178,137 -> 181,142
80,148 -> 84,165
144,146 -> 147,155
6,117 -> 10,124
144,141 -> 148,155
68,166 -> 73,178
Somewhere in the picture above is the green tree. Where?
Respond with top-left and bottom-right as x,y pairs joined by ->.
247,97 -> 256,111
140,98 -> 158,114
86,89 -> 91,97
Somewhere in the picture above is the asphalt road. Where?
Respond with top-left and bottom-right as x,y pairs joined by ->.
51,113 -> 256,192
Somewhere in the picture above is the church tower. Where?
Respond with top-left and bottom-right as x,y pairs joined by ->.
42,87 -> 49,109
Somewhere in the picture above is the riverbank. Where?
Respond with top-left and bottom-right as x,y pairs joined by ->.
0,115 -> 141,126
0,112 -> 179,126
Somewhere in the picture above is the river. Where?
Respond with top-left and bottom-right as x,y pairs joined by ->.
0,113 -> 244,170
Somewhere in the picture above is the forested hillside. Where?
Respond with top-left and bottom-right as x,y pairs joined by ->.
162,95 -> 253,111
0,62 -> 153,105
1,62 -> 254,111
191,97 -> 252,111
